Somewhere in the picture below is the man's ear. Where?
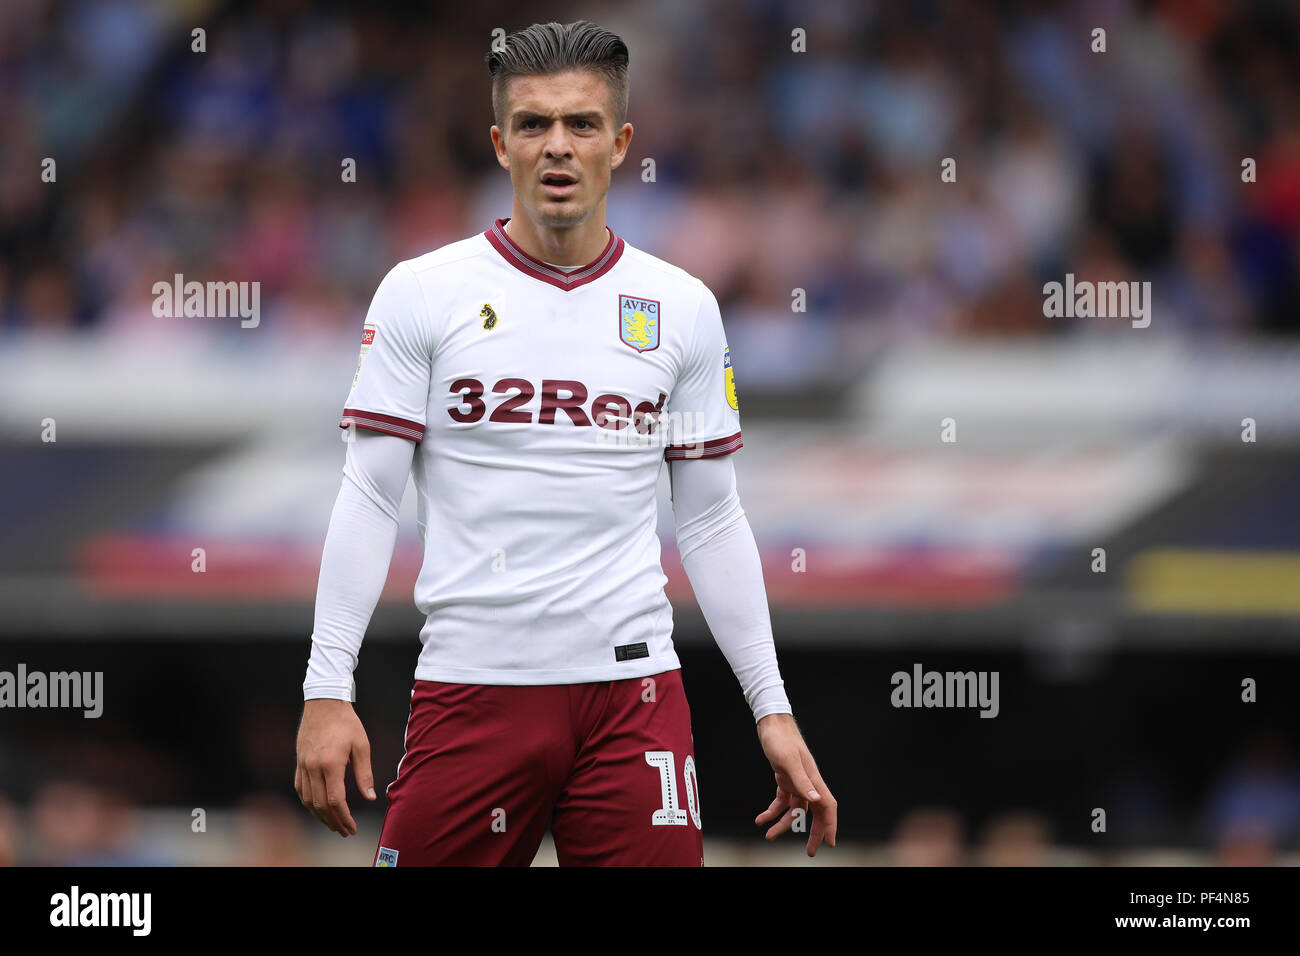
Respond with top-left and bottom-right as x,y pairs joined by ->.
490,125 -> 510,170
610,122 -> 633,171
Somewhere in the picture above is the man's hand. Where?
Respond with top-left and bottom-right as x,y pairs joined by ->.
295,698 -> 376,837
754,713 -> 837,856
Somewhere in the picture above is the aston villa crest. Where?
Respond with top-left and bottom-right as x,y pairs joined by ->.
619,294 -> 660,352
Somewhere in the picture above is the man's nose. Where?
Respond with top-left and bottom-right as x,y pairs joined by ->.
543,125 -> 573,157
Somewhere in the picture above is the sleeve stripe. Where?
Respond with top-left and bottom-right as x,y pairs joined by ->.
663,431 -> 742,460
339,408 -> 425,443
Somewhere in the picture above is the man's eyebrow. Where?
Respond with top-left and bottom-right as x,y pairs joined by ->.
511,110 -> 604,124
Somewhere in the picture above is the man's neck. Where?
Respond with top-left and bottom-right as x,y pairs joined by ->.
504,209 -> 609,266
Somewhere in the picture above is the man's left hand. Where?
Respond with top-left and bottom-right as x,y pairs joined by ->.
754,713 -> 837,856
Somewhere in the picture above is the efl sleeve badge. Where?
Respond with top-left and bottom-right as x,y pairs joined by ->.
724,346 -> 739,411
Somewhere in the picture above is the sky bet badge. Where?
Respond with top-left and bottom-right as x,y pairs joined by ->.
351,321 -> 377,390
724,345 -> 739,410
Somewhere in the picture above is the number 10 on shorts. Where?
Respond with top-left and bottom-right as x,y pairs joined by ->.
645,751 -> 701,829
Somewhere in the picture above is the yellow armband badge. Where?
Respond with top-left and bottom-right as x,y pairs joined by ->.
724,346 -> 739,411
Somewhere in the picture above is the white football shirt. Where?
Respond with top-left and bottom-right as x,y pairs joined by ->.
339,218 -> 743,684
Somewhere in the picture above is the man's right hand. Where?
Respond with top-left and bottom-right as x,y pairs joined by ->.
295,698 -> 377,837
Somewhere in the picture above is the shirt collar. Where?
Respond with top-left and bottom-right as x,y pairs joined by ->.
484,217 -> 625,291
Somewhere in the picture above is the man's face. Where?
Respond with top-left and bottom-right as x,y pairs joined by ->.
491,69 -> 632,230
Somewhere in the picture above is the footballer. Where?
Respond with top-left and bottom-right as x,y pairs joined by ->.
294,19 -> 836,866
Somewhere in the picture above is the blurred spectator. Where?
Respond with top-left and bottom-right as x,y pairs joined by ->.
0,793 -> 16,866
890,806 -> 964,866
1203,730 -> 1300,865
235,792 -> 313,866
1215,824 -> 1277,867
28,778 -> 173,865
977,811 -> 1053,867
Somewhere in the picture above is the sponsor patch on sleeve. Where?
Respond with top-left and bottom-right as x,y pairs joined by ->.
724,345 -> 739,411
352,322 -> 377,390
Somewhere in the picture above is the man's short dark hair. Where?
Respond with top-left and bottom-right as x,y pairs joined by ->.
485,20 -> 629,130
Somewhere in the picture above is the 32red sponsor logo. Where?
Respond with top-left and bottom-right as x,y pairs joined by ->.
448,378 -> 666,432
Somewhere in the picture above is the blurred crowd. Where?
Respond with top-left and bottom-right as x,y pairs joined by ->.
1,706 -> 1296,865
1,0 -> 1298,379
3,741 -> 1298,865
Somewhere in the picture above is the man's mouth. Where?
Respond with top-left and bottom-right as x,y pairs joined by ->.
541,172 -> 578,197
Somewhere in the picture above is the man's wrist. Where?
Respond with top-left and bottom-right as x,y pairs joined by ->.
756,711 -> 797,733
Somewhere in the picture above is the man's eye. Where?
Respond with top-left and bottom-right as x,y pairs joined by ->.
522,119 -> 539,129
574,120 -> 591,129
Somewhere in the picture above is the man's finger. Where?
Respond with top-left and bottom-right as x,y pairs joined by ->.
754,789 -> 787,826
765,806 -> 795,840
806,805 -> 827,856
298,763 -> 315,811
311,766 -> 345,834
788,763 -> 820,802
323,763 -> 357,836
764,798 -> 807,840
810,772 -> 837,849
303,765 -> 335,832
306,765 -> 336,832
352,738 -> 377,801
